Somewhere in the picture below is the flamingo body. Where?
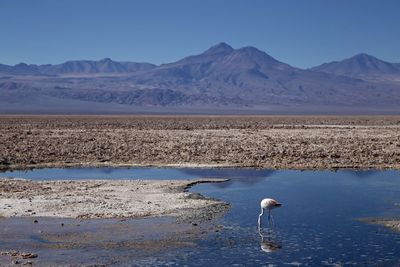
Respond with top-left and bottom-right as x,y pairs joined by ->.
258,198 -> 282,228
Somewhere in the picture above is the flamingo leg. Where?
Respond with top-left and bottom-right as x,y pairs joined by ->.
258,208 -> 264,229
267,210 -> 271,227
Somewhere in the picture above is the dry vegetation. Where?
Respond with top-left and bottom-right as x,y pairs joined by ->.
0,115 -> 399,170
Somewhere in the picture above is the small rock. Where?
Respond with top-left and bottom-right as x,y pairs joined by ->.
21,253 -> 38,259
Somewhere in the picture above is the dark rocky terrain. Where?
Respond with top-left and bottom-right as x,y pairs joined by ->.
1,43 -> 399,114
1,115 -> 399,170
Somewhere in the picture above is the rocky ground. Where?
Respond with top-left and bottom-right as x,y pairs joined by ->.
0,178 -> 229,221
0,115 -> 399,170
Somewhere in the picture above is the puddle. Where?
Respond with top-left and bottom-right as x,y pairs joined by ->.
1,168 -> 400,265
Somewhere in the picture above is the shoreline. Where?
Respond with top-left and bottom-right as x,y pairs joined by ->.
359,218 -> 400,232
2,162 -> 400,172
0,178 -> 230,221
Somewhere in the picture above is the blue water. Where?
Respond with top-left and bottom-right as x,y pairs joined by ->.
184,171 -> 400,266
0,166 -> 276,180
1,167 -> 400,266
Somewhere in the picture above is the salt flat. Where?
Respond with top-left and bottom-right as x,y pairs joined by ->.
0,115 -> 399,170
0,178 -> 228,220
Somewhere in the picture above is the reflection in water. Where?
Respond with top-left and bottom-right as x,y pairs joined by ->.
0,167 -> 275,186
258,227 -> 282,253
1,168 -> 400,265
181,168 -> 275,179
341,170 -> 380,178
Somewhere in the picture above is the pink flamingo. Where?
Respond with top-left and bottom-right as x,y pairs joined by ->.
258,198 -> 282,228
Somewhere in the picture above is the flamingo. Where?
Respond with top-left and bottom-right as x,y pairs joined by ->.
258,198 -> 282,229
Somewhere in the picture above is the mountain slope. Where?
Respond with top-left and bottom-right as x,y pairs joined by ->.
311,53 -> 400,81
0,59 -> 156,76
129,43 -> 399,107
144,42 -> 291,81
1,43 -> 400,114
41,58 -> 156,75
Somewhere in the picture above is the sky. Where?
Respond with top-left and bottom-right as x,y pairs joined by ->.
0,0 -> 399,68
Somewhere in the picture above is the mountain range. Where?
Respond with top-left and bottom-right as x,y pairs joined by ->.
1,42 -> 399,114
311,53 -> 400,81
0,58 -> 155,75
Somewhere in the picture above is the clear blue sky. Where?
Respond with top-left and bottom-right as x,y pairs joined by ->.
1,0 -> 399,68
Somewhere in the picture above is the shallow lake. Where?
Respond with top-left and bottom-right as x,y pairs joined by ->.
1,167 -> 400,266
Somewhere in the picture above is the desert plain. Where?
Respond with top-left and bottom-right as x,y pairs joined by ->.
1,115 -> 399,170
0,115 -> 400,264
1,115 -> 399,219
1,115 -> 399,218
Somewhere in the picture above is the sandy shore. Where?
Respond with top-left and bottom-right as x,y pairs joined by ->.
360,218 -> 400,232
0,177 -> 230,265
0,178 -> 229,221
0,115 -> 399,170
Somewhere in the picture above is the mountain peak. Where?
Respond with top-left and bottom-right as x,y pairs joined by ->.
228,45 -> 290,70
100,57 -> 113,62
236,46 -> 267,56
354,52 -> 372,57
204,42 -> 234,55
15,63 -> 29,67
351,53 -> 379,61
311,53 -> 400,77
